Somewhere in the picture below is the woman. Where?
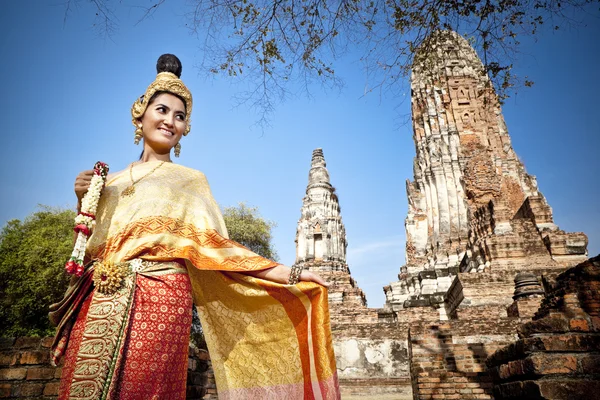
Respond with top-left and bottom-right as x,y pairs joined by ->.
50,54 -> 340,399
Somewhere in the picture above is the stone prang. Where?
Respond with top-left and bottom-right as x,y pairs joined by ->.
384,30 -> 588,317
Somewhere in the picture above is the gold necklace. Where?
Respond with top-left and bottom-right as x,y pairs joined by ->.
121,161 -> 166,197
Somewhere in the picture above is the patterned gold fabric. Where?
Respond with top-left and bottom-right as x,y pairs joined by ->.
56,161 -> 340,399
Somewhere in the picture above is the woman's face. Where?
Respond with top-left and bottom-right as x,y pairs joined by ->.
139,92 -> 187,155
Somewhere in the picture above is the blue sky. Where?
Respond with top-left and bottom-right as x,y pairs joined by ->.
1,1 -> 598,307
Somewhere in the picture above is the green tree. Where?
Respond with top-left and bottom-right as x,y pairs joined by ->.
222,202 -> 279,261
0,203 -> 278,343
0,206 -> 74,337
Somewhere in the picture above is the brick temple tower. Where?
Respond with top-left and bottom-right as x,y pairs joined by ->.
384,31 -> 588,317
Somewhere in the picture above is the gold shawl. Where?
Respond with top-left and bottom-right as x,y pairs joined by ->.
87,161 -> 340,399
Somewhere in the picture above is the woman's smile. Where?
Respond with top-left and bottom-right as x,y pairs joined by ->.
159,127 -> 174,137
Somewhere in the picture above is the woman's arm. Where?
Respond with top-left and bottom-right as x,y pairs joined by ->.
72,169 -> 94,245
244,264 -> 330,287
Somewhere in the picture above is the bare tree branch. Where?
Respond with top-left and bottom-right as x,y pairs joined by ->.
67,0 -> 600,123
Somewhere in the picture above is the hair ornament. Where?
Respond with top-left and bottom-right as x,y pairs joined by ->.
131,71 -> 193,135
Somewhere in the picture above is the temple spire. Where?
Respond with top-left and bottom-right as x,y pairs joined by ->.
295,148 -> 346,270
295,148 -> 369,310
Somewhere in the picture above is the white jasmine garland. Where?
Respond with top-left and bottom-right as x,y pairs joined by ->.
65,161 -> 109,276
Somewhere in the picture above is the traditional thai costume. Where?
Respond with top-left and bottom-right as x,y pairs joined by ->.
50,66 -> 340,400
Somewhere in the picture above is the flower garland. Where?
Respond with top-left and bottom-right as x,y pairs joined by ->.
65,161 -> 109,276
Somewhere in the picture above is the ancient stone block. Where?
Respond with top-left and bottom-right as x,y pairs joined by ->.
489,256 -> 600,399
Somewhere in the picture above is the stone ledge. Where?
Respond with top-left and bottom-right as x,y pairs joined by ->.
489,353 -> 600,381
493,378 -> 600,400
487,334 -> 600,367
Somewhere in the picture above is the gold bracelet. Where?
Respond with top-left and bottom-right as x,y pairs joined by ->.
288,264 -> 303,285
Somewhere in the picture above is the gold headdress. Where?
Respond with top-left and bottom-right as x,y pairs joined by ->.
131,71 -> 193,135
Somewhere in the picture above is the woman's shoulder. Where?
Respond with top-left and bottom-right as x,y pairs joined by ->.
167,162 -> 205,176
105,166 -> 128,185
166,163 -> 210,183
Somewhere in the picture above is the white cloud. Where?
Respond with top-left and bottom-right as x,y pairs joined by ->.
348,235 -> 405,258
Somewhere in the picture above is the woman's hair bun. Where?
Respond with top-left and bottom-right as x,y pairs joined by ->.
156,54 -> 182,78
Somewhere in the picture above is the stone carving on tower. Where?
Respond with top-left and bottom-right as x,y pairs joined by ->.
295,148 -> 369,310
384,31 -> 588,317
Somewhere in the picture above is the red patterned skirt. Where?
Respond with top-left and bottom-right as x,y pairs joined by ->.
58,269 -> 192,399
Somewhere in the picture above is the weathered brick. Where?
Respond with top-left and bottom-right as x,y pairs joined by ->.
19,350 -> 50,365
40,337 -> 54,348
570,318 -> 590,332
26,367 -> 55,380
591,316 -> 600,331
186,385 -> 207,399
0,339 -> 15,351
43,381 -> 60,396
13,338 -> 40,349
0,383 -> 10,398
579,354 -> 600,374
537,379 -> 600,399
523,334 -> 600,353
54,367 -> 63,379
530,354 -> 577,375
12,382 -> 44,396
0,354 -> 17,367
0,368 -> 27,380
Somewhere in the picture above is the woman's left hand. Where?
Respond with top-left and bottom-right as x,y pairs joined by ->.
245,264 -> 330,287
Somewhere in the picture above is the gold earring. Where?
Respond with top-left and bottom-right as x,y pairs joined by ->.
134,126 -> 143,145
174,142 -> 181,158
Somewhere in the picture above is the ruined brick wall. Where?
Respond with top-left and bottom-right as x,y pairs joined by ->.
332,323 -> 413,398
0,337 -> 210,399
0,338 -> 60,398
409,320 -> 524,400
487,255 -> 600,399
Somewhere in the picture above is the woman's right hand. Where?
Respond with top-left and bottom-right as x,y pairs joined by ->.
74,169 -> 94,207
